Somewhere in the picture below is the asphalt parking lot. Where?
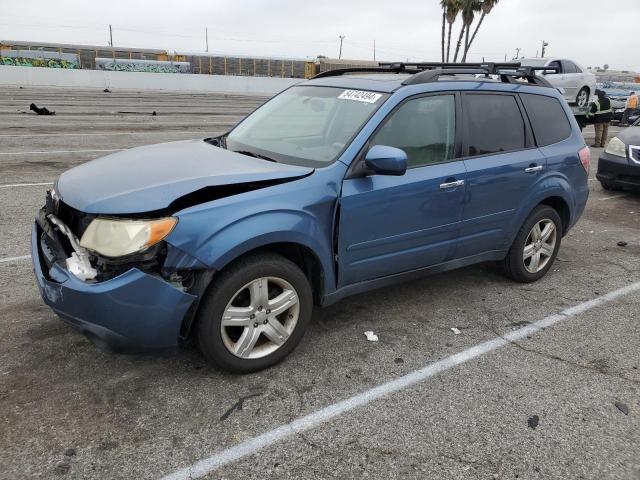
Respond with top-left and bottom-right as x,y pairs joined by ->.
1,86 -> 639,480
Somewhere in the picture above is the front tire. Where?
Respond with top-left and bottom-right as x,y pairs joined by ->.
576,87 -> 589,108
502,205 -> 562,283
196,252 -> 312,373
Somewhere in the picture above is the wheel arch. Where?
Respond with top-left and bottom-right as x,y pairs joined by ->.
538,195 -> 571,235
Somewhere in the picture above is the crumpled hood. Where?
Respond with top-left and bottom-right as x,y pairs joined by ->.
56,140 -> 312,214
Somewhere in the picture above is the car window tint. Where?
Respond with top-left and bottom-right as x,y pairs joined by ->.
464,94 -> 526,156
547,60 -> 561,73
562,61 -> 578,74
520,93 -> 572,146
371,95 -> 456,168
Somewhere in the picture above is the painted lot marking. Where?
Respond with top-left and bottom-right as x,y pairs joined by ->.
0,255 -> 31,264
600,194 -> 629,201
0,149 -> 120,156
0,131 -> 199,138
159,280 -> 640,480
0,182 -> 53,189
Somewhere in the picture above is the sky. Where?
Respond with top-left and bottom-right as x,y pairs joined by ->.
1,0 -> 639,72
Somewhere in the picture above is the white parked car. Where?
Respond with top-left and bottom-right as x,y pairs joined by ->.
518,58 -> 597,108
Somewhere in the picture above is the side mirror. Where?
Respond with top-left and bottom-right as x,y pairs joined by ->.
364,145 -> 407,176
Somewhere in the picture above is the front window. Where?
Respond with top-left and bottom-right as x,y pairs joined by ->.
226,86 -> 389,167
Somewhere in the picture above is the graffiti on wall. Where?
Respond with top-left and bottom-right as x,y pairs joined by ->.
0,50 -> 79,69
95,58 -> 191,74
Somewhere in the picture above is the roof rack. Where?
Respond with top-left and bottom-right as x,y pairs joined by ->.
312,62 -> 557,88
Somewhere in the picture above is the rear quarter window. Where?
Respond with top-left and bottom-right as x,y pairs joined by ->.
520,94 -> 572,147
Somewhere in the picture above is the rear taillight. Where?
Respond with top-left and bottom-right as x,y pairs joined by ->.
579,146 -> 590,173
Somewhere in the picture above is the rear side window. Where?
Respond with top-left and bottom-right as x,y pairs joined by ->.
463,94 -> 526,156
520,94 -> 572,146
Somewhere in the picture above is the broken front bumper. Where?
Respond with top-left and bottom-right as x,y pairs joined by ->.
31,222 -> 196,352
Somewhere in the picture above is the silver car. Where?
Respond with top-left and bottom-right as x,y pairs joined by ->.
518,58 -> 597,108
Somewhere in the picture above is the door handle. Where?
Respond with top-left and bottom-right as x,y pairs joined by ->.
525,165 -> 544,173
439,179 -> 465,189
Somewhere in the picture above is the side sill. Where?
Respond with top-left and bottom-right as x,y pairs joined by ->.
321,250 -> 506,307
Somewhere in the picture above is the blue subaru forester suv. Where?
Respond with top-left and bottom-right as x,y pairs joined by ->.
33,63 -> 590,372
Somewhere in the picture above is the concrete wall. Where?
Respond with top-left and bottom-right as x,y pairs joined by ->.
0,65 -> 302,95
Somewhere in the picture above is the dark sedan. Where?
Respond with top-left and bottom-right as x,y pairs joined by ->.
597,119 -> 640,190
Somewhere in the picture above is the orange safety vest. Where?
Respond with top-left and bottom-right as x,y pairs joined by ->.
628,94 -> 638,109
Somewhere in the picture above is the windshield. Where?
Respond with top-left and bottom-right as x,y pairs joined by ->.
226,86 -> 389,167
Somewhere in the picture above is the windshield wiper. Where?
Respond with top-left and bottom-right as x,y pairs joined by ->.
234,150 -> 278,163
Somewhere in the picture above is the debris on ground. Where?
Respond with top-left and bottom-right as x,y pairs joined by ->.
527,415 -> 539,429
614,401 -> 629,416
450,327 -> 461,335
364,331 -> 379,342
152,111 -> 157,116
103,88 -> 111,93
508,320 -> 531,330
64,448 -> 76,457
394,357 -> 404,364
29,103 -> 55,115
617,241 -> 628,247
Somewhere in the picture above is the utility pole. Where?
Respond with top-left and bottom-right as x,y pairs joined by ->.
338,35 -> 345,59
373,39 -> 376,62
205,28 -> 209,52
515,47 -> 521,59
541,40 -> 549,58
108,24 -> 113,47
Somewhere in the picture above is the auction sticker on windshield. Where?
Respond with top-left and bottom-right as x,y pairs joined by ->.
338,90 -> 383,103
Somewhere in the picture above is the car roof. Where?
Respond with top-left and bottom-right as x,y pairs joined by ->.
302,74 -> 561,97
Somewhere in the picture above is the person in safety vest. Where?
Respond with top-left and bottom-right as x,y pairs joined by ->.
587,89 -> 612,148
622,91 -> 638,126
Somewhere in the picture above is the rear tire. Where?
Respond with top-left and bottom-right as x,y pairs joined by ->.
196,252 -> 312,373
502,205 -> 562,283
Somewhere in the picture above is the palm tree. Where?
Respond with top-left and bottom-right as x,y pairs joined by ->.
440,1 -> 447,62
443,0 -> 462,62
462,0 -> 499,61
453,0 -> 479,62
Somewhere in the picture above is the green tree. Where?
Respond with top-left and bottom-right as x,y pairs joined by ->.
462,0 -> 499,61
452,0 -> 480,62
441,0 -> 462,62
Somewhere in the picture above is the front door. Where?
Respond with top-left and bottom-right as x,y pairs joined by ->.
338,94 -> 466,286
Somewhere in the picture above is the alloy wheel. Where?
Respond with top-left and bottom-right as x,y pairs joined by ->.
577,89 -> 589,108
523,219 -> 557,273
220,277 -> 300,359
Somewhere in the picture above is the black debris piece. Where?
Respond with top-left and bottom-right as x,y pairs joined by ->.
103,88 -> 111,93
614,402 -> 629,416
30,103 -> 55,115
152,111 -> 157,116
617,241 -> 628,247
394,357 -> 404,364
64,448 -> 76,457
527,415 -> 539,429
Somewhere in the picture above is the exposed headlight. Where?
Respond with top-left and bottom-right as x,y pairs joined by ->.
80,217 -> 177,258
604,137 -> 627,157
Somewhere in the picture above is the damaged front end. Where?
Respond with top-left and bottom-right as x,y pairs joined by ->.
33,189 -> 207,352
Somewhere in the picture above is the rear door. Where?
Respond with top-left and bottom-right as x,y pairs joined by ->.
456,92 -> 544,258
338,93 -> 466,286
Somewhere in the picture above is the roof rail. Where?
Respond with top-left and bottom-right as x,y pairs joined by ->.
312,64 -> 420,79
312,61 -> 557,89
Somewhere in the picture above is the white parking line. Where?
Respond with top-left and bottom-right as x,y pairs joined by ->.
0,131 -> 198,138
600,194 -> 629,201
159,280 -> 640,480
0,182 -> 53,189
0,255 -> 31,264
0,149 -> 120,156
